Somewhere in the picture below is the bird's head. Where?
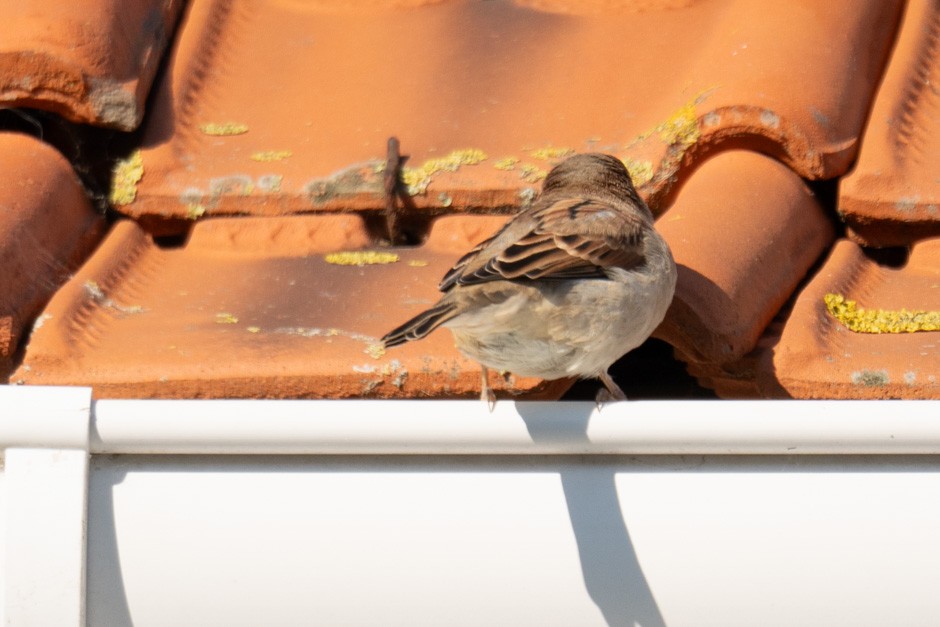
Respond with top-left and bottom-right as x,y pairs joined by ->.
540,153 -> 648,216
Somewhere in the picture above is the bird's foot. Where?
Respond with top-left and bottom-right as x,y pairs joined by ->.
596,372 -> 627,410
480,365 -> 496,412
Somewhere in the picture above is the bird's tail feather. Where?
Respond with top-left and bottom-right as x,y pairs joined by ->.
381,301 -> 460,348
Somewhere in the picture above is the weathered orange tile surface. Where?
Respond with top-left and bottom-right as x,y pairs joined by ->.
9,0 -> 935,401
654,151 -> 835,365
0,132 -> 106,376
118,0 -> 901,232
697,239 -> 940,399
12,215 -> 569,399
840,0 -> 940,247
13,150 -> 837,400
0,0 -> 184,130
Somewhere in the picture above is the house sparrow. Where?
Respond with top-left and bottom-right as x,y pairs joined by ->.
381,153 -> 677,403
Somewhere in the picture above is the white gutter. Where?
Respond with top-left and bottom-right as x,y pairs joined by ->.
4,387 -> 940,626
89,397 -> 940,455
3,388 -> 938,456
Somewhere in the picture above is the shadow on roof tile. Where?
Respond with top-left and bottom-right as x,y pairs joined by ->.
0,132 -> 106,377
0,0 -> 185,130
840,0 -> 940,247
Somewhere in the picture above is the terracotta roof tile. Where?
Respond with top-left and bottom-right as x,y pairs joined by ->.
9,0 -> 940,401
696,239 -> 940,399
655,151 -> 835,364
840,0 -> 940,247
0,0 -> 185,130
0,132 -> 105,377
11,214 -> 569,399
117,0 -> 901,232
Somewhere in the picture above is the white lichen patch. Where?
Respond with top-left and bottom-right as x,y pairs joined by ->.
84,280 -> 146,315
851,369 -> 889,387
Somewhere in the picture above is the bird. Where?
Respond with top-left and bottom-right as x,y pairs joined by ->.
380,152 -> 677,404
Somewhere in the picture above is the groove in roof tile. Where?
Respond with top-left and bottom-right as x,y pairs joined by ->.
0,0 -> 185,130
121,0 -> 902,230
0,132 -> 106,377
654,151 -> 835,365
697,239 -> 940,399
840,0 -> 940,247
12,215 -> 569,399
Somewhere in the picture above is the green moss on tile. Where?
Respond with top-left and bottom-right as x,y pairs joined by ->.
110,150 -> 144,206
824,293 -> 940,333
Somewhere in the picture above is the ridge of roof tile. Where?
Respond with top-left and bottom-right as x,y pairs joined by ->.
0,0 -> 186,130
840,0 -> 940,247
0,132 -> 106,377
696,239 -> 940,399
117,0 -> 901,231
655,151 -> 835,365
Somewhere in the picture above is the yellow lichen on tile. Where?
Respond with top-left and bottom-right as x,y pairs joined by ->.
324,251 -> 400,266
246,326 -> 261,333
529,146 -> 575,161
656,100 -> 700,149
407,260 -> 429,267
200,122 -> 249,136
824,293 -> 940,333
366,343 -> 386,359
622,158 -> 654,187
110,150 -> 144,206
519,164 -> 547,183
401,148 -> 488,195
215,312 -> 239,324
186,203 -> 206,220
494,157 -> 520,171
250,150 -> 292,162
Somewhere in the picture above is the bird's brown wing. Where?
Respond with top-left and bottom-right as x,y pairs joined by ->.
439,197 -> 648,291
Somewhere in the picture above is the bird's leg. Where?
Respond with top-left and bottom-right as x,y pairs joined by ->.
596,371 -> 627,407
480,365 -> 496,412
